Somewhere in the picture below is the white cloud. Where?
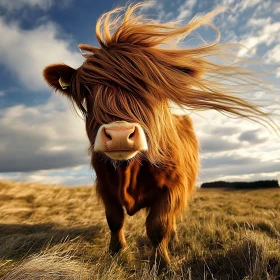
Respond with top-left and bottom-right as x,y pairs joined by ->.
238,21 -> 280,56
0,9 -> 89,184
217,0 -> 235,5
247,17 -> 271,27
0,0 -> 53,11
176,0 -> 197,21
0,0 -> 74,13
235,0 -> 262,13
0,17 -> 83,91
213,0 -> 262,25
0,91 -> 4,97
274,5 -> 280,14
0,94 -> 89,173
192,109 -> 280,184
265,44 -> 280,64
0,165 -> 93,186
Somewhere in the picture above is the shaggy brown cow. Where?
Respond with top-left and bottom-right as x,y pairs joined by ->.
43,3 -> 275,269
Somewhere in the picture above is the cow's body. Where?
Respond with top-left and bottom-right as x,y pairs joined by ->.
43,2 -> 274,271
92,115 -> 197,217
90,115 -> 198,265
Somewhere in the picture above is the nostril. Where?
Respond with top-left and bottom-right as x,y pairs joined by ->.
128,131 -> 135,139
128,127 -> 136,139
104,129 -> 112,140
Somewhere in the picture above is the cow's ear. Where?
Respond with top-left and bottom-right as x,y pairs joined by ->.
43,64 -> 76,95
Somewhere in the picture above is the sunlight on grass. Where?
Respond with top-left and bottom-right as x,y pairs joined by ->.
0,181 -> 279,279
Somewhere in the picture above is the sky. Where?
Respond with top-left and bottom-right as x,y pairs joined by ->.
0,0 -> 279,186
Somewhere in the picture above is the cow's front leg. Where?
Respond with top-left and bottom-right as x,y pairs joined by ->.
105,201 -> 126,253
169,217 -> 179,250
146,191 -> 174,271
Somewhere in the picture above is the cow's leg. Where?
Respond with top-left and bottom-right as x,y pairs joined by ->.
105,201 -> 126,253
146,194 -> 173,270
169,217 -> 179,250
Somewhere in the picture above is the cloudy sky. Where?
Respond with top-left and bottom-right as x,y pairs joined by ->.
0,0 -> 279,186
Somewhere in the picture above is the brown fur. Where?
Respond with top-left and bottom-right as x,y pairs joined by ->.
43,2 -> 276,269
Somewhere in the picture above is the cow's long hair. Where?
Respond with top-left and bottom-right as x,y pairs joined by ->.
68,2 -> 275,166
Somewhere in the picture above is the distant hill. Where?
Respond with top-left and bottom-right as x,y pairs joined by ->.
200,180 -> 279,189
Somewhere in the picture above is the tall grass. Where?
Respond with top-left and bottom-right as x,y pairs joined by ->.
0,181 -> 279,279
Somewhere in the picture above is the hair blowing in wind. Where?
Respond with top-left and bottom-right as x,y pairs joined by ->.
67,2 -> 278,165
78,2 -> 276,123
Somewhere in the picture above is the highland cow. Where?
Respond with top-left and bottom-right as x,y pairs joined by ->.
43,3 -> 274,268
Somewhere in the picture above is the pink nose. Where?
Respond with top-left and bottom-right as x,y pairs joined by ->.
94,121 -> 148,159
102,125 -> 136,150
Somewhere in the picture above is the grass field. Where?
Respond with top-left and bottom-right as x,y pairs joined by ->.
0,180 -> 279,279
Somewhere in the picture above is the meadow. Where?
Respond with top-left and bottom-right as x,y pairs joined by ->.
0,180 -> 279,279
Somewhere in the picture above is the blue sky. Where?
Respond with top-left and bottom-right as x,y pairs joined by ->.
0,0 -> 279,186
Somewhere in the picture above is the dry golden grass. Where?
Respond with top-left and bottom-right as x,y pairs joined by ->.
0,180 -> 279,279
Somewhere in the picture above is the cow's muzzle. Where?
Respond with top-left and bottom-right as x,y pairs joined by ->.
94,121 -> 148,160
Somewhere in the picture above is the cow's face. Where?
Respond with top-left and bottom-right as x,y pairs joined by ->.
43,64 -> 166,163
83,83 -> 163,162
